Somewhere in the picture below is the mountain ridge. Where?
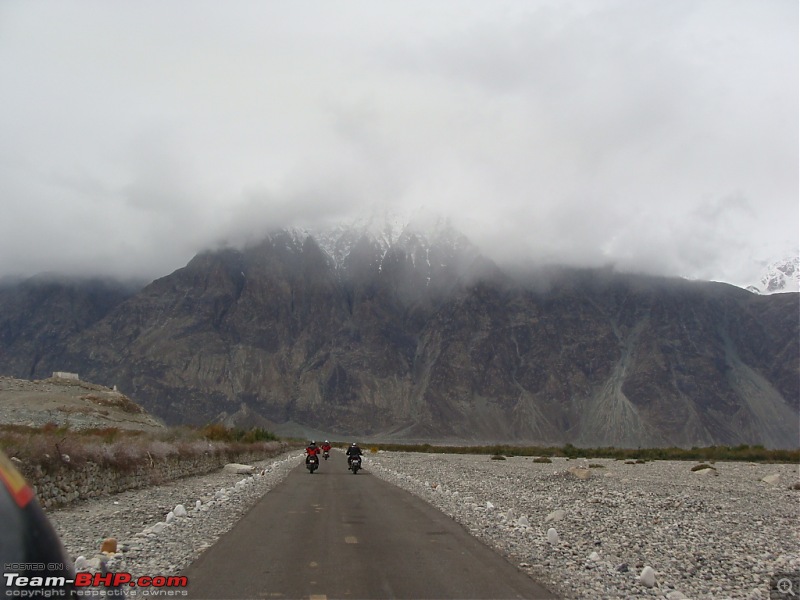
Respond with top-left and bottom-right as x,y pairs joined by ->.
0,224 -> 797,448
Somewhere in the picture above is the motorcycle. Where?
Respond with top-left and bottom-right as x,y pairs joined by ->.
348,455 -> 362,474
323,450 -> 330,461
306,454 -> 319,474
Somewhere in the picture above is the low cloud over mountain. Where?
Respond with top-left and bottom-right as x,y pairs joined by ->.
1,222 -> 797,448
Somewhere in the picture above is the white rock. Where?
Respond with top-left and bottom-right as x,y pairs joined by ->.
761,474 -> 780,485
223,463 -> 255,474
150,522 -> 167,534
666,591 -> 687,600
517,516 -> 530,527
486,501 -> 494,510
589,551 -> 600,562
195,500 -> 202,510
545,509 -> 566,523
174,504 -> 188,517
74,556 -> 89,571
567,466 -> 591,480
165,511 -> 175,523
547,528 -> 559,544
694,468 -> 718,477
85,557 -> 101,570
639,566 -> 656,587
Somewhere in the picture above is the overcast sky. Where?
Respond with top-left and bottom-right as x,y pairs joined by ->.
0,1 -> 797,288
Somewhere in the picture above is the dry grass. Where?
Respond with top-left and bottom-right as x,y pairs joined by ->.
0,423 -> 287,473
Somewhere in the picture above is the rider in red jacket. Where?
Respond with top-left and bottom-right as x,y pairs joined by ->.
305,441 -> 320,464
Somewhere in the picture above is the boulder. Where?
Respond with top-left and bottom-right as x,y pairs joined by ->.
693,467 -> 718,477
639,566 -> 656,587
545,509 -> 566,523
547,528 -> 559,545
150,522 -> 166,534
568,467 -> 591,480
224,463 -> 255,474
100,538 -> 117,554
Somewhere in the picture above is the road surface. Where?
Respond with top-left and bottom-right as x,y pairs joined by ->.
183,452 -> 556,599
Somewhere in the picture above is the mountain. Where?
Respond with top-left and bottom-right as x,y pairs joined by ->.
0,275 -> 140,378
0,223 -> 797,448
746,255 -> 800,295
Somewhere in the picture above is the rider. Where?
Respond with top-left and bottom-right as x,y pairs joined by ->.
346,442 -> 363,466
305,440 -> 320,464
0,451 -> 76,596
321,440 -> 332,456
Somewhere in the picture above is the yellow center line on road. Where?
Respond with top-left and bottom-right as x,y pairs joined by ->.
344,536 -> 358,544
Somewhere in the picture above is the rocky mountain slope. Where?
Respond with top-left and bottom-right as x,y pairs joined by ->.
0,224 -> 797,448
0,275 -> 139,378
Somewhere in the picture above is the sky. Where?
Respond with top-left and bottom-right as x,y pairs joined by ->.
0,1 -> 797,288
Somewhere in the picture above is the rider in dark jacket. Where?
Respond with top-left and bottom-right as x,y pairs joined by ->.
346,442 -> 362,466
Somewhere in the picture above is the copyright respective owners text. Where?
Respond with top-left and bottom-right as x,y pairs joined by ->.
772,572 -> 800,599
3,569 -> 189,598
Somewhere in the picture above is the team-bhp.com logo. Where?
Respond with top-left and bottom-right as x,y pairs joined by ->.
4,569 -> 188,597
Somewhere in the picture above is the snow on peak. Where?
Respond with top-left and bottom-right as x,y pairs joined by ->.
746,255 -> 800,294
309,212 -> 474,270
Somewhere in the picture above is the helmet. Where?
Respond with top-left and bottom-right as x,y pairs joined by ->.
0,451 -> 75,593
351,442 -> 357,447
324,440 -> 329,443
310,440 -> 316,445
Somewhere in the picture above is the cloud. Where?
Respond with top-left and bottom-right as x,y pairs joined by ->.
0,0 -> 796,288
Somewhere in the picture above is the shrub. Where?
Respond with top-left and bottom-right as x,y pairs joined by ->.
532,457 -> 552,463
201,424 -> 234,442
490,455 -> 506,460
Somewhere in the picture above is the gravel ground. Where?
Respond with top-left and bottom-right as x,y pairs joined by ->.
48,451 -> 305,583
365,453 -> 800,600
48,451 -> 799,599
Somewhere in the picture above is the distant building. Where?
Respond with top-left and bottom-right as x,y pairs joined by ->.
52,372 -> 79,381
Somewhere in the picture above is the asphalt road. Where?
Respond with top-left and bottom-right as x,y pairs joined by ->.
183,452 -> 556,600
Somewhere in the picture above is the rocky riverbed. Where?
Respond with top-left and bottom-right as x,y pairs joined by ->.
48,451 -> 799,599
366,453 -> 800,600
